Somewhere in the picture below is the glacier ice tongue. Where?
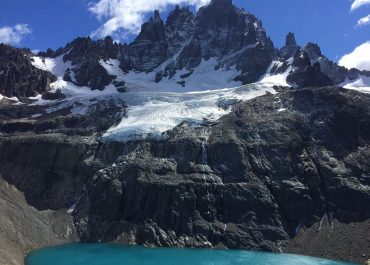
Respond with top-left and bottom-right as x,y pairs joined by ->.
101,83 -> 276,142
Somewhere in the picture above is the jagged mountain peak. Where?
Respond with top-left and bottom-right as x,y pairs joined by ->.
196,0 -> 238,24
285,32 -> 297,47
152,10 -> 162,21
119,0 -> 275,83
167,5 -> 193,22
302,42 -> 322,60
166,5 -> 194,32
279,32 -> 300,61
292,50 -> 311,67
3,0 -> 368,101
134,11 -> 166,44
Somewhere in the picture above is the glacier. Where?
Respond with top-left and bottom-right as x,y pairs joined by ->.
102,84 -> 276,142
29,54 -> 370,143
30,55 -> 277,142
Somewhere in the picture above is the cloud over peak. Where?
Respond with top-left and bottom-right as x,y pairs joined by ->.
0,24 -> 32,45
88,0 -> 210,39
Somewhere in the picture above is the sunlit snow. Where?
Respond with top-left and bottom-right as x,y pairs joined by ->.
100,58 -> 242,92
258,60 -> 292,87
102,84 -> 276,142
0,93 -> 19,102
30,55 -> 278,142
31,55 -> 74,77
339,75 -> 370,93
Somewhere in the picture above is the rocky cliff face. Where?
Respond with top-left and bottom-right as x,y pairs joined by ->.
69,88 -> 370,257
1,86 -> 369,263
0,44 -> 56,98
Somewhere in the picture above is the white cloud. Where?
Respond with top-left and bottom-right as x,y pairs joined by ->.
356,14 -> 370,27
0,24 -> 32,45
339,41 -> 370,71
88,0 -> 210,39
351,0 -> 370,11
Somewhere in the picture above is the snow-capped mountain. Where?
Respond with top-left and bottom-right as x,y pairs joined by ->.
1,0 -> 369,99
0,0 -> 369,142
269,32 -> 370,90
1,1 -> 370,262
30,0 -> 275,93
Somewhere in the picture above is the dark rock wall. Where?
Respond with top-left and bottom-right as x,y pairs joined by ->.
0,135 -> 100,210
0,44 -> 56,98
0,87 -> 369,263
57,88 -> 370,254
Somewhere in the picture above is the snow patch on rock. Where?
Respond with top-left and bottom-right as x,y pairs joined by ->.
100,58 -> 242,92
31,55 -> 73,77
340,75 -> 370,94
258,61 -> 292,87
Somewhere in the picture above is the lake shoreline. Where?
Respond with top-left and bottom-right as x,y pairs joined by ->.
24,243 -> 361,265
1,179 -> 369,265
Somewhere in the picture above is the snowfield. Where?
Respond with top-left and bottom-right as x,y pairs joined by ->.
31,55 -> 74,78
28,54 -> 369,143
100,58 -> 242,92
258,59 -> 296,88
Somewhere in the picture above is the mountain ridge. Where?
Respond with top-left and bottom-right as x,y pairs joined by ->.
0,1 -> 370,264
0,0 -> 369,100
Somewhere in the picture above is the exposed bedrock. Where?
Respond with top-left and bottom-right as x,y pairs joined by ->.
72,88 -> 369,261
0,44 -> 56,99
0,135 -> 101,210
0,87 -> 369,263
0,99 -> 125,211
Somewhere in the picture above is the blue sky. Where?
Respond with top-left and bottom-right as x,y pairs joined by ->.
0,0 -> 369,63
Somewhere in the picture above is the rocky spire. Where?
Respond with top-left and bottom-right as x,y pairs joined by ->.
166,5 -> 194,54
153,10 -> 161,21
134,10 -> 166,43
166,5 -> 193,30
285,32 -> 297,47
128,9 -> 168,72
279,32 -> 300,61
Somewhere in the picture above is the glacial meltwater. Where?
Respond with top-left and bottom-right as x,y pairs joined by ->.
25,244 -> 359,265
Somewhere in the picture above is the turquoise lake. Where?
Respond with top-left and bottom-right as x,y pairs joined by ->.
25,244 -> 358,265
